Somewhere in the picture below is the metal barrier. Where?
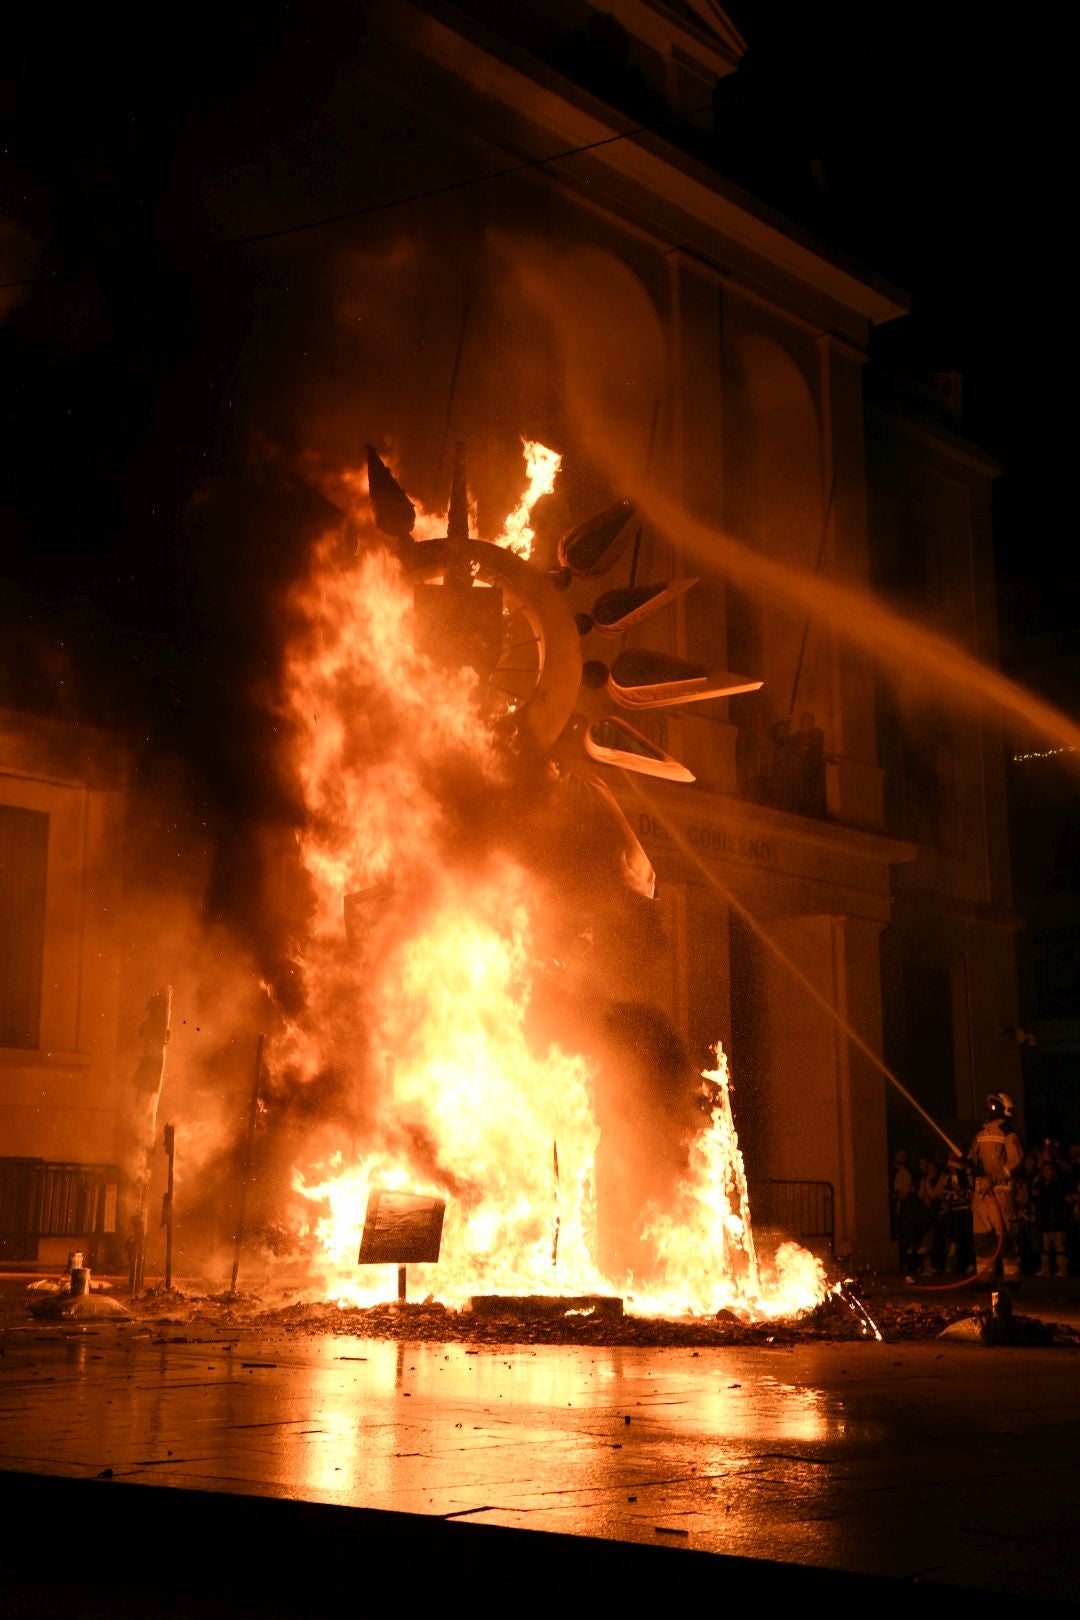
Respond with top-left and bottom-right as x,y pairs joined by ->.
747,1179 -> 835,1255
0,1158 -> 125,1265
0,1161 -> 836,1268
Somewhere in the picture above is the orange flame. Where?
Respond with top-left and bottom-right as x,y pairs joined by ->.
274,440 -> 827,1319
498,438 -> 562,558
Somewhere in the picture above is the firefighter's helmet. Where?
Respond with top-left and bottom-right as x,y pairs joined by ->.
986,1091 -> 1015,1120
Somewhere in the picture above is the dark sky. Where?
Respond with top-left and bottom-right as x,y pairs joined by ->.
719,5 -> 1054,606
0,1 -> 1060,755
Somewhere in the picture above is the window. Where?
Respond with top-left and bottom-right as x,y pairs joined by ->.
0,805 -> 49,1048
1034,926 -> 1080,1020
899,963 -> 956,1122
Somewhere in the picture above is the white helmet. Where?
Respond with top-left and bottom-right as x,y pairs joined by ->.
986,1091 -> 1015,1120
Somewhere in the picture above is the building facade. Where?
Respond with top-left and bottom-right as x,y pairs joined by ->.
360,0 -> 1023,1264
0,1 -> 1024,1272
0,710 -> 127,1263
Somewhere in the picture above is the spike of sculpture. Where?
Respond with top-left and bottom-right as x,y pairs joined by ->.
589,577 -> 698,636
365,444 -> 415,539
558,499 -> 637,576
584,716 -> 696,783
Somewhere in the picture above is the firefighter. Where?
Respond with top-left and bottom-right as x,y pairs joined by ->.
968,1091 -> 1023,1280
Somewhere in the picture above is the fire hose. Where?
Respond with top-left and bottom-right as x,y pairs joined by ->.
903,1179 -> 1009,1295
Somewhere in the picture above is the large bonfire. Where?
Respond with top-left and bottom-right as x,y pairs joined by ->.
267,439 -> 826,1321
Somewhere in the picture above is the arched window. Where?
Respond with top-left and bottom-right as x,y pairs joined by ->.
725,332 -> 826,811
0,805 -> 48,1049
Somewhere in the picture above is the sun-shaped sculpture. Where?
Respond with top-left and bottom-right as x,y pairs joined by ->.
365,440 -> 762,897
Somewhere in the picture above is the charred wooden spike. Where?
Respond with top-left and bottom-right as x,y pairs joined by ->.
608,647 -> 762,709
230,1033 -> 266,1298
447,440 -> 470,544
576,772 -> 656,897
611,647 -> 707,694
557,499 -> 636,576
552,1141 -> 560,1268
591,577 -> 699,636
365,445 -> 416,538
129,987 -> 172,1297
585,716 -> 695,782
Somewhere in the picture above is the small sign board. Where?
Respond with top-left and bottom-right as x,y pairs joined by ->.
357,1189 -> 446,1266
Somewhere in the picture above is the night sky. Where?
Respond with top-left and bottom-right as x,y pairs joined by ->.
717,5 -> 1065,645
1,3 -> 1062,795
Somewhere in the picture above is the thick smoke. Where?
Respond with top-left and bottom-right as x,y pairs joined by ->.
4,193 -> 743,1295
243,498 -> 709,1292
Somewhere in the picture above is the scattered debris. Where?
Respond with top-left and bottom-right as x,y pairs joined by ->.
467,1295 -> 623,1323
3,1275 -> 1078,1348
938,1290 -> 1079,1347
27,1292 -> 131,1322
801,1282 -> 884,1340
25,1262 -> 131,1322
27,1277 -> 113,1296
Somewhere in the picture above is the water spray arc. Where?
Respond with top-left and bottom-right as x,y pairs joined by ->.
507,252 -> 1080,765
626,474 -> 1080,764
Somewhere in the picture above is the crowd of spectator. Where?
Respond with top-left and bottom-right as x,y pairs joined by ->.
890,1137 -> 1080,1281
736,709 -> 831,818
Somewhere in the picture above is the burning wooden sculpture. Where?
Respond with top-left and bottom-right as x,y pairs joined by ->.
267,434 -> 836,1323
364,439 -> 762,898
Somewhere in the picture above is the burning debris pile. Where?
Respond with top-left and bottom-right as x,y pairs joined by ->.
161,436 -> 829,1326
10,1267 -> 1080,1348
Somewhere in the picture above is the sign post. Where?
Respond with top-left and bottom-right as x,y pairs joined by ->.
357,1189 -> 446,1304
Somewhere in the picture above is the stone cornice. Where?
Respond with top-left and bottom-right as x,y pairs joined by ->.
607,0 -> 747,77
0,707 -> 127,791
621,776 -> 917,864
888,886 -> 1024,932
609,777 -> 918,924
395,3 -> 910,335
866,398 -> 1003,479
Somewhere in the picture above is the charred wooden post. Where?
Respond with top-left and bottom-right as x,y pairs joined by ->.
446,440 -> 470,547
552,1140 -> 560,1269
162,1123 -> 176,1291
230,1034 -> 266,1297
128,987 -> 172,1297
442,440 -> 474,590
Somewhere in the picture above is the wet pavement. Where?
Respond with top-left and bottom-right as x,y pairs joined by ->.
2,1274 -> 1079,1614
